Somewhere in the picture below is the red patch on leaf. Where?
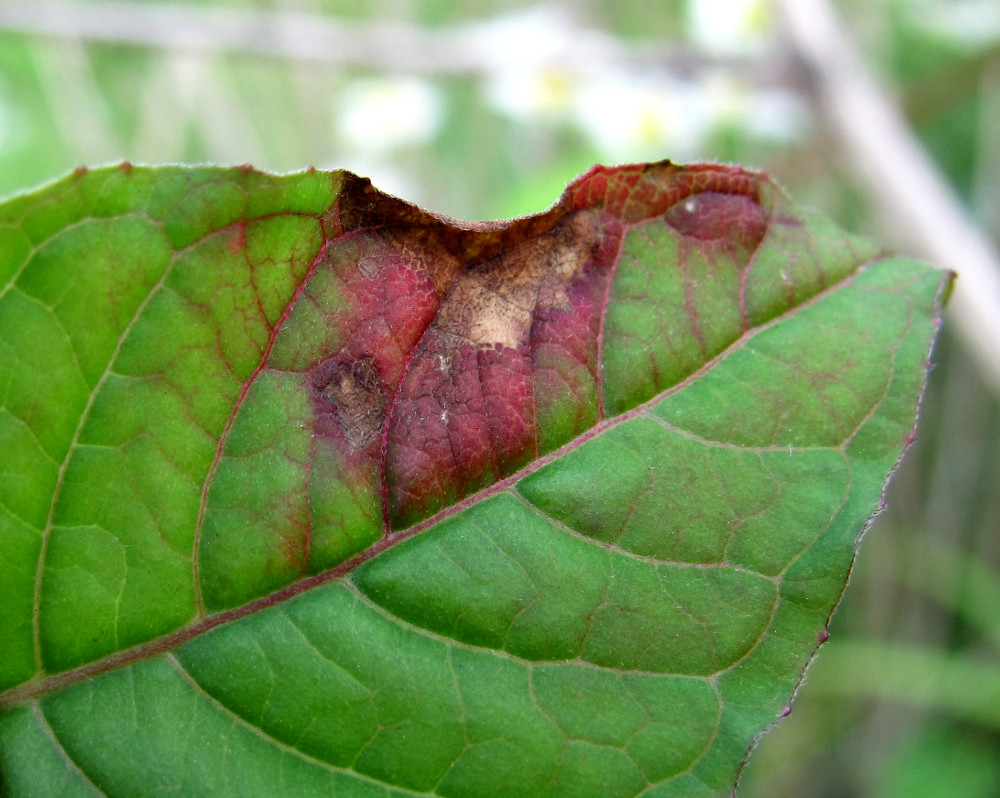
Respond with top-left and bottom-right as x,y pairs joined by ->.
386,335 -> 536,525
664,191 -> 768,250
286,161 -> 774,530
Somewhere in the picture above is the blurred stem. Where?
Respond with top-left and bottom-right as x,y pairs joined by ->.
807,640 -> 1000,728
775,0 -> 1000,395
887,526 -> 1000,650
0,0 -> 716,76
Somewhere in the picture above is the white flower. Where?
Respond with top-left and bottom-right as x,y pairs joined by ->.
485,66 -> 578,122
337,76 -> 443,152
573,74 -> 710,161
700,72 -> 807,143
687,0 -> 770,55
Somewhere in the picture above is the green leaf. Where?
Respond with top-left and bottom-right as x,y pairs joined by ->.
0,161 -> 949,796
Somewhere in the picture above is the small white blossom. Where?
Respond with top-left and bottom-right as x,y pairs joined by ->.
573,74 -> 710,161
485,67 -> 577,122
688,0 -> 770,55
337,76 -> 443,152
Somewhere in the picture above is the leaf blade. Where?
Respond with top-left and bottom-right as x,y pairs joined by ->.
0,161 -> 950,796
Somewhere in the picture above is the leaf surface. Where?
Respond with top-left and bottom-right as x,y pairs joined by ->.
0,162 -> 949,796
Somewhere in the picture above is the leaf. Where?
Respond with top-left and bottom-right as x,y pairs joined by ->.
0,161 -> 949,796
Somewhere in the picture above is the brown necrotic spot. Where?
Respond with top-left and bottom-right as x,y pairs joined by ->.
314,355 -> 387,449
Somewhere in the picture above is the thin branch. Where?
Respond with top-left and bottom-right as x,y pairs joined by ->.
776,0 -> 1000,394
0,0 -> 755,77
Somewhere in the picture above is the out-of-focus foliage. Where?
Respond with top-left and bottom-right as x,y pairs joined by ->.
0,0 -> 998,795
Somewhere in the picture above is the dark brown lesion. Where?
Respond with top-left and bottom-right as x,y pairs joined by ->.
314,355 -> 387,450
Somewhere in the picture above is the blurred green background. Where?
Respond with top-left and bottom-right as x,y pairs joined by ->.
1,0 -> 998,795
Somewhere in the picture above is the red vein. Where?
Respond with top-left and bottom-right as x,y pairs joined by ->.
190,235 -> 330,616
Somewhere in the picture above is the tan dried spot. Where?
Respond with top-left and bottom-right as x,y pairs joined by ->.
357,255 -> 380,278
319,356 -> 387,449
434,210 -> 601,353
